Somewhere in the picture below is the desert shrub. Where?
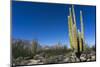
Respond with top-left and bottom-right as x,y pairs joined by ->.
12,40 -> 32,59
91,45 -> 96,51
31,40 -> 38,56
36,45 -> 72,58
84,44 -> 90,51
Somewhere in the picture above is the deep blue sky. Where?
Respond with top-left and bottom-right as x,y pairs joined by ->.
12,1 -> 96,47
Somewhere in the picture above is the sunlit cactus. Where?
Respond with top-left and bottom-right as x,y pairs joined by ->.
68,5 -> 85,53
80,10 -> 84,51
68,15 -> 73,49
78,29 -> 82,52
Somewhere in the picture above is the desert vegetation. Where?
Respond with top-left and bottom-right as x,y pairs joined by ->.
12,39 -> 96,66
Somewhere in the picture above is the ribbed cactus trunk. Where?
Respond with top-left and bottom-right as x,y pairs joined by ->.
68,15 -> 73,49
68,5 -> 78,52
80,11 -> 84,51
68,5 -> 85,60
68,8 -> 74,50
78,30 -> 82,52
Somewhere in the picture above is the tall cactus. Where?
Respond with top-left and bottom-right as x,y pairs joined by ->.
68,15 -> 73,49
68,8 -> 74,50
78,29 -> 82,52
80,10 -> 84,51
68,5 -> 85,54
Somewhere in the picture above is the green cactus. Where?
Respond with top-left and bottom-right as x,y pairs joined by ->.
68,5 -> 85,54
